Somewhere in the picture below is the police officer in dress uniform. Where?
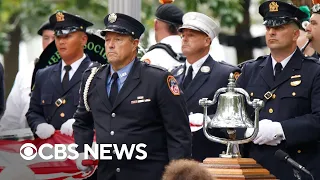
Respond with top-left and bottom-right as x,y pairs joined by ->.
0,21 -> 55,131
141,4 -> 184,71
306,1 -> 320,59
237,1 -> 320,179
73,13 -> 192,180
171,12 -> 240,161
26,11 -> 93,139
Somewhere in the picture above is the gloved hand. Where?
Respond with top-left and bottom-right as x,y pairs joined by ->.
60,118 -> 75,136
76,153 -> 93,172
253,119 -> 284,145
244,128 -> 254,138
36,123 -> 55,139
189,113 -> 211,132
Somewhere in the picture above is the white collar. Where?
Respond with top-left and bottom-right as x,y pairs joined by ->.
271,49 -> 296,73
61,54 -> 86,72
185,53 -> 210,78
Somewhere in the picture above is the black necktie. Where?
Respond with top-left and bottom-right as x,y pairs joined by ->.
109,72 -> 119,106
62,65 -> 71,91
183,66 -> 193,89
274,63 -> 282,80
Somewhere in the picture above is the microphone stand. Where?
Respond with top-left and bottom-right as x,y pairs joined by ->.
292,168 -> 315,180
293,169 -> 302,180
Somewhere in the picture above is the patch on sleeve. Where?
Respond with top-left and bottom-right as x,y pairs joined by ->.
234,71 -> 241,80
167,75 -> 180,96
143,59 -> 151,64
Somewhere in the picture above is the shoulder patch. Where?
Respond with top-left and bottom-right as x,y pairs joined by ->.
233,71 -> 241,80
167,75 -> 180,96
143,58 -> 151,64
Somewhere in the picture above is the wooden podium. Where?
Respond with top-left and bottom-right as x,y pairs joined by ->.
200,158 -> 277,180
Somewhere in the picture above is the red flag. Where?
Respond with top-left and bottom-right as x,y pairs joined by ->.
0,131 -> 97,180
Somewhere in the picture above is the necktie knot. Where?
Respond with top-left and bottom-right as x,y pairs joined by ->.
111,72 -> 119,81
64,65 -> 72,72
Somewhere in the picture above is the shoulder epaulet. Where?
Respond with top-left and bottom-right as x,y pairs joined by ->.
237,55 -> 267,68
85,62 -> 105,72
303,55 -> 320,64
144,62 -> 167,71
171,64 -> 184,71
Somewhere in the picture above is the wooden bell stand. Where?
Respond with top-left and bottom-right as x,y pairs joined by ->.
200,157 -> 277,179
199,132 -> 277,179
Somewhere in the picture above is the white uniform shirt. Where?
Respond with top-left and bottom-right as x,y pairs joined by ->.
141,35 -> 183,71
0,62 -> 35,131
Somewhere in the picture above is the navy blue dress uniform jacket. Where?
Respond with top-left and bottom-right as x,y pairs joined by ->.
171,55 -> 240,162
236,49 -> 320,180
26,56 -> 91,132
73,59 -> 192,180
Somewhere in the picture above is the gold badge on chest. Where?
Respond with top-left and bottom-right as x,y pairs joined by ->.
290,75 -> 301,87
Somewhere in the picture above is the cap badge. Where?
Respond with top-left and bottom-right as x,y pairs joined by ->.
108,13 -> 117,23
56,12 -> 65,22
269,2 -> 279,12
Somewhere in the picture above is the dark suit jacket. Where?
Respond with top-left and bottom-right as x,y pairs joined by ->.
236,49 -> 320,180
73,59 -> 192,180
26,56 -> 91,131
171,55 -> 240,161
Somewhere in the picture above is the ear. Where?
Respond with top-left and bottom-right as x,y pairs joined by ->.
204,36 -> 211,47
293,29 -> 300,41
81,32 -> 88,47
154,19 -> 158,30
132,39 -> 139,52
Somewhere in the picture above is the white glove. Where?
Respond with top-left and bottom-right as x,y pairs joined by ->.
76,153 -> 93,172
35,123 -> 55,139
253,119 -> 285,145
244,128 -> 254,138
60,118 -> 75,136
189,113 -> 206,126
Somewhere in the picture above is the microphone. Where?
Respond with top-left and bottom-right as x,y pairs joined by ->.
275,149 -> 313,179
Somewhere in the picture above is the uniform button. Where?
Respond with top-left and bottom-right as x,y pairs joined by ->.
62,99 -> 66,104
116,168 -> 120,172
111,113 -> 116,117
297,150 -> 301,153
250,92 -> 254,97
60,112 -> 65,117
292,92 -> 296,96
269,108 -> 273,114
272,94 -> 276,99
42,100 -> 45,104
110,131 -> 114,136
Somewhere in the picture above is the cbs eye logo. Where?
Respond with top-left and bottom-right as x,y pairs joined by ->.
20,143 -> 37,160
